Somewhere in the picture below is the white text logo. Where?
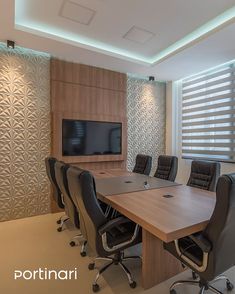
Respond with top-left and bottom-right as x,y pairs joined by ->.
14,268 -> 78,280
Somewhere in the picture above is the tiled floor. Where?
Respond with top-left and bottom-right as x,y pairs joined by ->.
0,213 -> 234,294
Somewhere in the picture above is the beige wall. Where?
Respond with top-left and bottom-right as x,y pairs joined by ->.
127,76 -> 166,175
166,81 -> 235,184
0,43 -> 51,221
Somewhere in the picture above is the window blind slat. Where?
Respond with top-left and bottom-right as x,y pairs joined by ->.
182,85 -> 235,101
182,126 -> 235,134
182,156 -> 235,163
182,109 -> 235,120
182,149 -> 235,156
182,134 -> 235,140
183,76 -> 235,95
183,93 -> 235,107
182,117 -> 235,127
182,143 -> 235,148
182,68 -> 235,88
182,101 -> 235,114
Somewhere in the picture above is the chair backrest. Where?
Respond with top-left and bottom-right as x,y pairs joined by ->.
154,155 -> 178,182
45,157 -> 64,209
202,174 -> 235,279
187,160 -> 220,191
133,154 -> 152,175
54,161 -> 80,229
67,166 -> 106,253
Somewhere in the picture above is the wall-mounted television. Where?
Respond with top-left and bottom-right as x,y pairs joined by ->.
62,119 -> 122,156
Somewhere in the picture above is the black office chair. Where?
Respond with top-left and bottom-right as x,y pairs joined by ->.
154,155 -> 178,182
133,154 -> 152,175
187,160 -> 220,192
45,157 -> 69,228
54,161 -> 87,256
67,166 -> 142,292
164,173 -> 235,294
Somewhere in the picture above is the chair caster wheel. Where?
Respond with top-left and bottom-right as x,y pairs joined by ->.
227,281 -> 234,291
80,251 -> 86,257
88,263 -> 95,270
92,283 -> 100,292
57,227 -> 62,232
170,290 -> 177,294
70,241 -> 76,247
129,281 -> 137,289
57,219 -> 61,224
192,271 -> 197,280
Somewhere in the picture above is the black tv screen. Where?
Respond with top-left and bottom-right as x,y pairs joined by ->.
62,119 -> 122,156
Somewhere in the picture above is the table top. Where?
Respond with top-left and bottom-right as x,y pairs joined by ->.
91,169 -> 133,179
95,173 -> 179,196
99,184 -> 215,243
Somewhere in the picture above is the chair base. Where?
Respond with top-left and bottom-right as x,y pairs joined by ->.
69,234 -> 87,256
170,275 -> 234,294
69,233 -> 83,247
57,215 -> 69,232
56,217 -> 88,256
80,241 -> 87,257
88,252 -> 141,292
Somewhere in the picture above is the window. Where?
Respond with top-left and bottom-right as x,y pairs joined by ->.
181,61 -> 235,162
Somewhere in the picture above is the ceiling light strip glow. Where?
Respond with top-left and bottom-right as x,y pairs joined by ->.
14,22 -> 150,65
150,5 -> 235,64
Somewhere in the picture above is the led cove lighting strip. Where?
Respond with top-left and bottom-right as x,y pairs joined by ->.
15,3 -> 235,65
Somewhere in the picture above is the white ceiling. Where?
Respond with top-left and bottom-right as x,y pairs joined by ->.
1,0 -> 235,80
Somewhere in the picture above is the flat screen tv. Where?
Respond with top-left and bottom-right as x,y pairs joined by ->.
62,119 -> 122,156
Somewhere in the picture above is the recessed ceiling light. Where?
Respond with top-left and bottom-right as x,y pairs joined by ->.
123,26 -> 155,44
59,1 -> 96,25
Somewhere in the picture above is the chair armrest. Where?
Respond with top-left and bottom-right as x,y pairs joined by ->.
188,233 -> 212,253
98,217 -> 131,236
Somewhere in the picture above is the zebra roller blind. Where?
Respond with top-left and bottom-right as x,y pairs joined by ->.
182,61 -> 235,162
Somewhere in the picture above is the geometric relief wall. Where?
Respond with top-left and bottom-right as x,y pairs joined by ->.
0,43 -> 51,221
127,76 -> 166,175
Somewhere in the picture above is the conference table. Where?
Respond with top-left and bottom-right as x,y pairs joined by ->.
91,169 -> 216,290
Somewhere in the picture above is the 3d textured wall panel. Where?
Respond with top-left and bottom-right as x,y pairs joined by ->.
127,77 -> 166,175
0,44 -> 51,221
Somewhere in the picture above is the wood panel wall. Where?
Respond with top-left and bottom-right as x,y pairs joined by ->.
50,58 -> 127,169
50,59 -> 127,212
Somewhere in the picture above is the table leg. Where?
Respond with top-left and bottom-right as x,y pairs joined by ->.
142,229 -> 183,289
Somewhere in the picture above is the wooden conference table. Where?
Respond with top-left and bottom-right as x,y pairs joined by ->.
91,169 -> 216,290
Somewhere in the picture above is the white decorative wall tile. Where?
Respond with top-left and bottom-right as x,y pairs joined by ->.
0,43 -> 51,221
127,76 -> 166,175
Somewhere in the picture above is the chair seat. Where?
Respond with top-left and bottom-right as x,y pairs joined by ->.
107,222 -> 141,248
164,236 -> 203,267
179,237 -> 203,266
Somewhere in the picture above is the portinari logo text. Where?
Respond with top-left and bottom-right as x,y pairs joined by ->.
14,268 -> 78,280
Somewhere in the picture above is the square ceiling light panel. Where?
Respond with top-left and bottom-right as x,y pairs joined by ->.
123,26 -> 155,44
60,1 -> 96,25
